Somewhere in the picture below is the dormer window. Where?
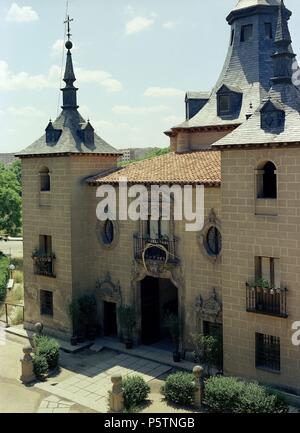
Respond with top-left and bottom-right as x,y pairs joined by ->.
265,23 -> 273,39
45,122 -> 61,145
217,84 -> 243,118
79,122 -> 95,146
260,99 -> 285,131
219,95 -> 230,114
241,24 -> 253,42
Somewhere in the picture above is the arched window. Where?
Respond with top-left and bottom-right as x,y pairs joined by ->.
102,220 -> 114,245
257,162 -> 277,199
40,167 -> 50,192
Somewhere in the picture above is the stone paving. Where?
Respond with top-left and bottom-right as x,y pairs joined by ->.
35,353 -> 172,412
37,395 -> 74,414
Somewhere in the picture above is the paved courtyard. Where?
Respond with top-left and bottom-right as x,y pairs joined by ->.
35,352 -> 172,412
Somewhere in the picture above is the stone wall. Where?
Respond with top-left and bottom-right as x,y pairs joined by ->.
221,146 -> 300,393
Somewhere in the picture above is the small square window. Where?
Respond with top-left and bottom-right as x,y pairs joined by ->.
241,24 -> 253,42
265,23 -> 273,39
40,290 -> 53,316
256,333 -> 280,372
219,95 -> 230,114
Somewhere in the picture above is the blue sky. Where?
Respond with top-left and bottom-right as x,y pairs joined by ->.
0,0 -> 300,152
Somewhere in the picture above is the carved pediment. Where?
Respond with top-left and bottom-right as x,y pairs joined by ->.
96,272 -> 121,303
195,288 -> 222,320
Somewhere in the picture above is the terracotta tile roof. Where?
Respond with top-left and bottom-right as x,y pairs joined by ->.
87,150 -> 221,186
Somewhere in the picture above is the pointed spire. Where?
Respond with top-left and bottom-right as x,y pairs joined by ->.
271,0 -> 296,85
275,0 -> 291,43
61,16 -> 79,110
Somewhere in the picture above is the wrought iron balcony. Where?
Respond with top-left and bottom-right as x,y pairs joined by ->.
133,234 -> 179,265
246,283 -> 288,318
32,251 -> 56,278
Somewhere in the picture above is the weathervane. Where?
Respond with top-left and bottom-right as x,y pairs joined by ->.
64,15 -> 74,49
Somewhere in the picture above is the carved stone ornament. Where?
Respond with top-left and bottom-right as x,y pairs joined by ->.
195,288 -> 222,321
96,272 -> 122,303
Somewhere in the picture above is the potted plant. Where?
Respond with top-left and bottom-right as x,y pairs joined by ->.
164,313 -> 181,362
118,305 -> 136,349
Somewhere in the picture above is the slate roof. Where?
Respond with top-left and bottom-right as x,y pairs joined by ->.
213,83 -> 300,147
169,0 -> 284,131
17,110 -> 120,157
185,92 -> 211,100
17,37 -> 120,158
87,151 -> 221,186
234,0 -> 281,10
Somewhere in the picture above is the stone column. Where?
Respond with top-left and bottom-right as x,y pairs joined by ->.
193,365 -> 204,409
20,346 -> 35,384
109,374 -> 124,413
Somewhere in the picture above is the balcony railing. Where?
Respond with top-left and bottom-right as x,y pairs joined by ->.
32,252 -> 56,278
246,283 -> 288,318
134,234 -> 179,265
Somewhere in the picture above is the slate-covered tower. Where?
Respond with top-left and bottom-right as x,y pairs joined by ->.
18,21 -> 120,338
167,0 -> 292,152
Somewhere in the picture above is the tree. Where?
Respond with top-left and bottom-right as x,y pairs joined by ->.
0,162 -> 22,236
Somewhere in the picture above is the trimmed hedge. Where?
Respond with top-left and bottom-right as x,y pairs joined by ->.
33,355 -> 49,379
162,372 -> 197,406
204,376 -> 289,414
122,375 -> 150,410
34,335 -> 60,370
0,254 -> 9,302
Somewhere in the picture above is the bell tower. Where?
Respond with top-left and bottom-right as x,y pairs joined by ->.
18,17 -> 120,339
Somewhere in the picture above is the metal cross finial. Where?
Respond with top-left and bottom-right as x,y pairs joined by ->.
64,15 -> 74,41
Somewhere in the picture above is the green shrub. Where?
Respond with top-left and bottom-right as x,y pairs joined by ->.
162,372 -> 196,406
34,335 -> 60,370
122,375 -> 150,410
33,355 -> 49,379
204,376 -> 244,413
204,376 -> 289,414
194,333 -> 223,374
0,255 -> 9,302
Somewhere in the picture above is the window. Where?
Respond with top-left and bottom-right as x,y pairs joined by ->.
40,290 -> 53,316
241,24 -> 253,42
265,22 -> 273,39
257,161 -> 277,199
230,29 -> 235,46
147,217 -> 169,240
40,167 -> 50,192
102,220 -> 114,245
39,235 -> 52,254
256,333 -> 280,372
206,227 -> 222,256
219,95 -> 230,114
255,256 -> 280,289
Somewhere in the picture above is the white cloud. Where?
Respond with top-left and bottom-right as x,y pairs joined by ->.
0,60 -> 122,93
5,3 -> 39,23
163,21 -> 175,29
112,105 -> 169,115
144,87 -> 184,98
76,68 -> 122,92
126,16 -> 155,35
6,106 -> 45,117
51,39 -> 64,57
51,39 -> 78,57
